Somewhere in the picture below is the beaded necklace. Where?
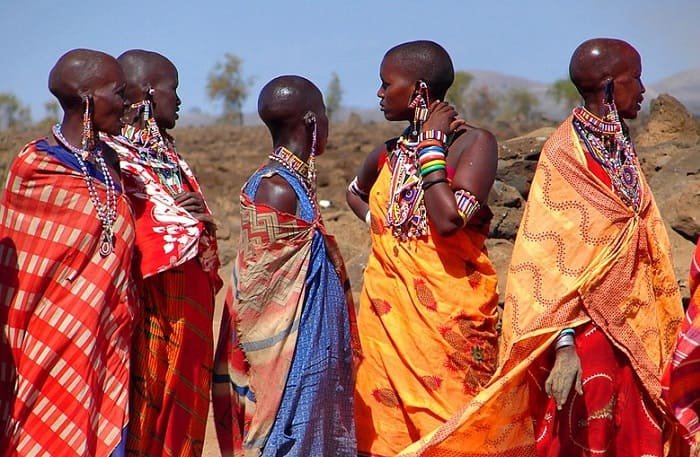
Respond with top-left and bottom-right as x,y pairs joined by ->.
123,125 -> 183,195
268,146 -> 317,213
572,107 -> 641,211
386,133 -> 427,239
52,124 -> 118,256
385,82 -> 432,240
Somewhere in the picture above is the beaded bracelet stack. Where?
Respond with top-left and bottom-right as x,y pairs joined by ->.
416,130 -> 448,178
554,328 -> 576,350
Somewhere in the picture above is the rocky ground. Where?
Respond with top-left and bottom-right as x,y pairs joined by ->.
0,95 -> 697,455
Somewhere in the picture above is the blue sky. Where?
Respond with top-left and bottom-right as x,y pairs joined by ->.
2,0 -> 699,121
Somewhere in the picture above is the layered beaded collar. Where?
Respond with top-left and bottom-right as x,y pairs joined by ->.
572,107 -> 641,211
268,146 -> 313,186
268,146 -> 317,208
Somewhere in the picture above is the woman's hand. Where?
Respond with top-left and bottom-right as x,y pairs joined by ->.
174,192 -> 216,227
422,101 -> 465,134
544,346 -> 583,410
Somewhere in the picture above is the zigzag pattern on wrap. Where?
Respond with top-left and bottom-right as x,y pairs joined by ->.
238,202 -> 311,257
520,162 -> 615,277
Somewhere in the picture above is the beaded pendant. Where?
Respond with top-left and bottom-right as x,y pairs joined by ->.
53,125 -> 118,257
386,136 -> 428,240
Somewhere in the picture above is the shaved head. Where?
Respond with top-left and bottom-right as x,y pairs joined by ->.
258,75 -> 323,134
48,49 -> 121,111
117,50 -> 177,101
384,40 -> 454,100
569,38 -> 640,95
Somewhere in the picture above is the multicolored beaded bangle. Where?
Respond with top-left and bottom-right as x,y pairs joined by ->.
419,129 -> 448,144
417,139 -> 444,150
457,210 -> 468,227
348,176 -> 370,200
418,151 -> 445,165
454,188 -> 481,222
420,163 -> 446,177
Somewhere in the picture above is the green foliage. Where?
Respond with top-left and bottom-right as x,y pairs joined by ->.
207,53 -> 254,125
325,72 -> 343,121
500,88 -> 540,122
548,78 -> 581,111
445,71 -> 474,117
0,92 -> 31,130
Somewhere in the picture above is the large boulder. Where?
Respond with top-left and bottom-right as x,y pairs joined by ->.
496,127 -> 555,198
636,94 -> 700,148
647,145 -> 700,242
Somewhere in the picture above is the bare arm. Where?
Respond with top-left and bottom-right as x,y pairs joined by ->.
414,98 -> 493,236
346,142 -> 386,221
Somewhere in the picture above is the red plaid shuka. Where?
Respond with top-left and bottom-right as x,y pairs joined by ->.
664,239 -> 700,447
0,140 -> 136,456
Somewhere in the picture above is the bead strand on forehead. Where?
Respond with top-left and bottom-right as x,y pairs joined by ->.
53,124 -> 118,256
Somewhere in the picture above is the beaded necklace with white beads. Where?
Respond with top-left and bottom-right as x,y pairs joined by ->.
52,124 -> 118,256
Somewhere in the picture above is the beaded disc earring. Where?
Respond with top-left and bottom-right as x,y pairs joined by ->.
81,95 -> 95,152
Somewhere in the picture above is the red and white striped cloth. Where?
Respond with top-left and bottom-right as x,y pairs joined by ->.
0,140 -> 136,456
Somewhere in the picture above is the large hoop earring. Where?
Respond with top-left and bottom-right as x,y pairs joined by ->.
81,95 -> 95,151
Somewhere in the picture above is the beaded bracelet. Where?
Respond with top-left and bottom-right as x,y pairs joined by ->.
417,139 -> 444,150
422,177 -> 449,190
554,328 -> 576,350
454,189 -> 481,222
348,176 -> 370,200
417,145 -> 446,159
418,151 -> 446,165
456,210 -> 468,227
420,164 -> 446,177
420,160 -> 447,177
418,144 -> 446,154
419,130 -> 448,144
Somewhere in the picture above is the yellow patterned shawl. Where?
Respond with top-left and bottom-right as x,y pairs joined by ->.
398,117 -> 683,456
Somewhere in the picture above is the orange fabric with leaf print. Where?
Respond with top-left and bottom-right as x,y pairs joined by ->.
354,162 -> 499,457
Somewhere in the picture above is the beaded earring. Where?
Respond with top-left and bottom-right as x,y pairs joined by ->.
305,112 -> 318,188
81,95 -> 95,151
409,80 -> 430,138
602,78 -> 620,125
131,88 -> 168,157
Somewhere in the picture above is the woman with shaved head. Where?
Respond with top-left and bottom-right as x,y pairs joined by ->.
346,40 -> 500,456
102,49 -> 222,457
211,75 -> 359,456
397,38 -> 685,457
0,49 -> 134,456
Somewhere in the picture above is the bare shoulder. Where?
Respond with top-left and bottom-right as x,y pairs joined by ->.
254,173 -> 298,215
450,126 -> 498,160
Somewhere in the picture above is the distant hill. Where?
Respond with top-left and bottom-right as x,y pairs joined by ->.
178,68 -> 700,127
